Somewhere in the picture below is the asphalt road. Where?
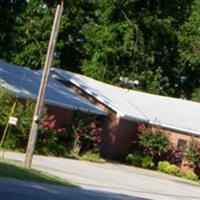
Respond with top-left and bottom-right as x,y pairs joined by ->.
2,152 -> 200,200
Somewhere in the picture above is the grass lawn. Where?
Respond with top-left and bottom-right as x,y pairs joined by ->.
0,158 -> 75,187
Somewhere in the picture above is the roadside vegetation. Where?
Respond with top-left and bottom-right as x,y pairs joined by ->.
125,124 -> 200,182
0,158 -> 75,187
0,87 -> 104,163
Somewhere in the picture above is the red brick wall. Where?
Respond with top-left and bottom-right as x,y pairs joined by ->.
99,117 -> 139,160
59,81 -> 116,114
46,105 -> 73,128
166,130 -> 200,171
17,97 -> 74,129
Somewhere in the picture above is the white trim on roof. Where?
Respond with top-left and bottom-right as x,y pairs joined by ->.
0,62 -> 107,116
1,83 -> 106,115
149,121 -> 200,137
51,68 -> 200,137
51,69 -> 119,113
122,114 -> 200,137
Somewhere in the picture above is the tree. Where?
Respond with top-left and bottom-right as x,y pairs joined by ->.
0,0 -> 93,72
0,0 -> 27,62
0,0 -> 197,97
178,0 -> 200,97
82,0 -> 192,95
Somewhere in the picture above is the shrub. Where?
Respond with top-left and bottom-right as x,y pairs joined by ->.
184,171 -> 199,181
69,112 -> 103,156
0,87 -> 14,128
186,138 -> 200,171
126,153 -> 143,167
81,150 -> 105,163
158,161 -> 181,176
0,87 -> 68,156
141,156 -> 155,169
138,124 -> 172,163
126,153 -> 154,169
157,161 -> 171,172
166,164 -> 181,176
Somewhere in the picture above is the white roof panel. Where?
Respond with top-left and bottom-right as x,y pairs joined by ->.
52,68 -> 200,136
0,61 -> 106,116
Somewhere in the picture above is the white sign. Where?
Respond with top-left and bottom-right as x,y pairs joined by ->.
8,117 -> 18,126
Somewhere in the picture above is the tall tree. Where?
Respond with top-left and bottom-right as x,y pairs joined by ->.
179,0 -> 200,98
1,0 -> 92,71
82,0 -> 190,95
0,0 -> 27,61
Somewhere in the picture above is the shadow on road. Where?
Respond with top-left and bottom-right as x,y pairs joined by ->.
0,178 -> 150,200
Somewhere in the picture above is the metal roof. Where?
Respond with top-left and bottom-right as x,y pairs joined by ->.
51,68 -> 200,136
0,61 -> 106,116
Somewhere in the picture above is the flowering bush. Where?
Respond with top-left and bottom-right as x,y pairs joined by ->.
0,87 -> 68,156
138,124 -> 172,163
41,114 -> 65,134
186,138 -> 200,172
70,112 -> 103,156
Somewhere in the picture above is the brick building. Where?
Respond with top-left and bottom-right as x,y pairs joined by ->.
0,61 -> 107,130
51,68 -> 200,167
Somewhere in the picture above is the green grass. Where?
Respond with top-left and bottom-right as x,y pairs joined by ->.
0,158 -> 76,187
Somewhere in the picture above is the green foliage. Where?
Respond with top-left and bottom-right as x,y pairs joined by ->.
141,156 -> 155,169
186,138 -> 200,169
82,0 -> 192,95
158,161 -> 170,172
191,88 -> 200,102
183,171 -> 199,181
0,0 -> 199,98
125,153 -> 154,169
0,87 -> 68,156
12,0 -> 54,69
126,153 -> 142,167
138,125 -> 171,161
69,112 -> 103,156
0,0 -> 27,61
81,150 -> 105,163
179,0 -> 200,66
0,86 -> 14,127
35,129 -> 66,156
178,0 -> 200,97
158,161 -> 181,176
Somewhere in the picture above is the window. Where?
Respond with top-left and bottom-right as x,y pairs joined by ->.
177,139 -> 187,151
175,139 -> 187,166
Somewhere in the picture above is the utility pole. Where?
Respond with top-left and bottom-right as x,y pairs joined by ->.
24,0 -> 64,168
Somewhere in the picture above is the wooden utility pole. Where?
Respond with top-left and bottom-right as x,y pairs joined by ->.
24,1 -> 64,168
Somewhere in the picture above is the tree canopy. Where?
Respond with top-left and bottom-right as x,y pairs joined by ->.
0,0 -> 199,99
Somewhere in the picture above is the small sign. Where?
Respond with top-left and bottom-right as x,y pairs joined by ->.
8,117 -> 18,126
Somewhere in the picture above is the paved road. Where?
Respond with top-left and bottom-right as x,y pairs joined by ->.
2,152 -> 200,200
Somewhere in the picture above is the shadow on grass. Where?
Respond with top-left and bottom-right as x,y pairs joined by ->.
0,159 -> 74,187
0,178 -> 151,200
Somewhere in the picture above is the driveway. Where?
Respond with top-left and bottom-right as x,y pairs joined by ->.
2,152 -> 200,200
